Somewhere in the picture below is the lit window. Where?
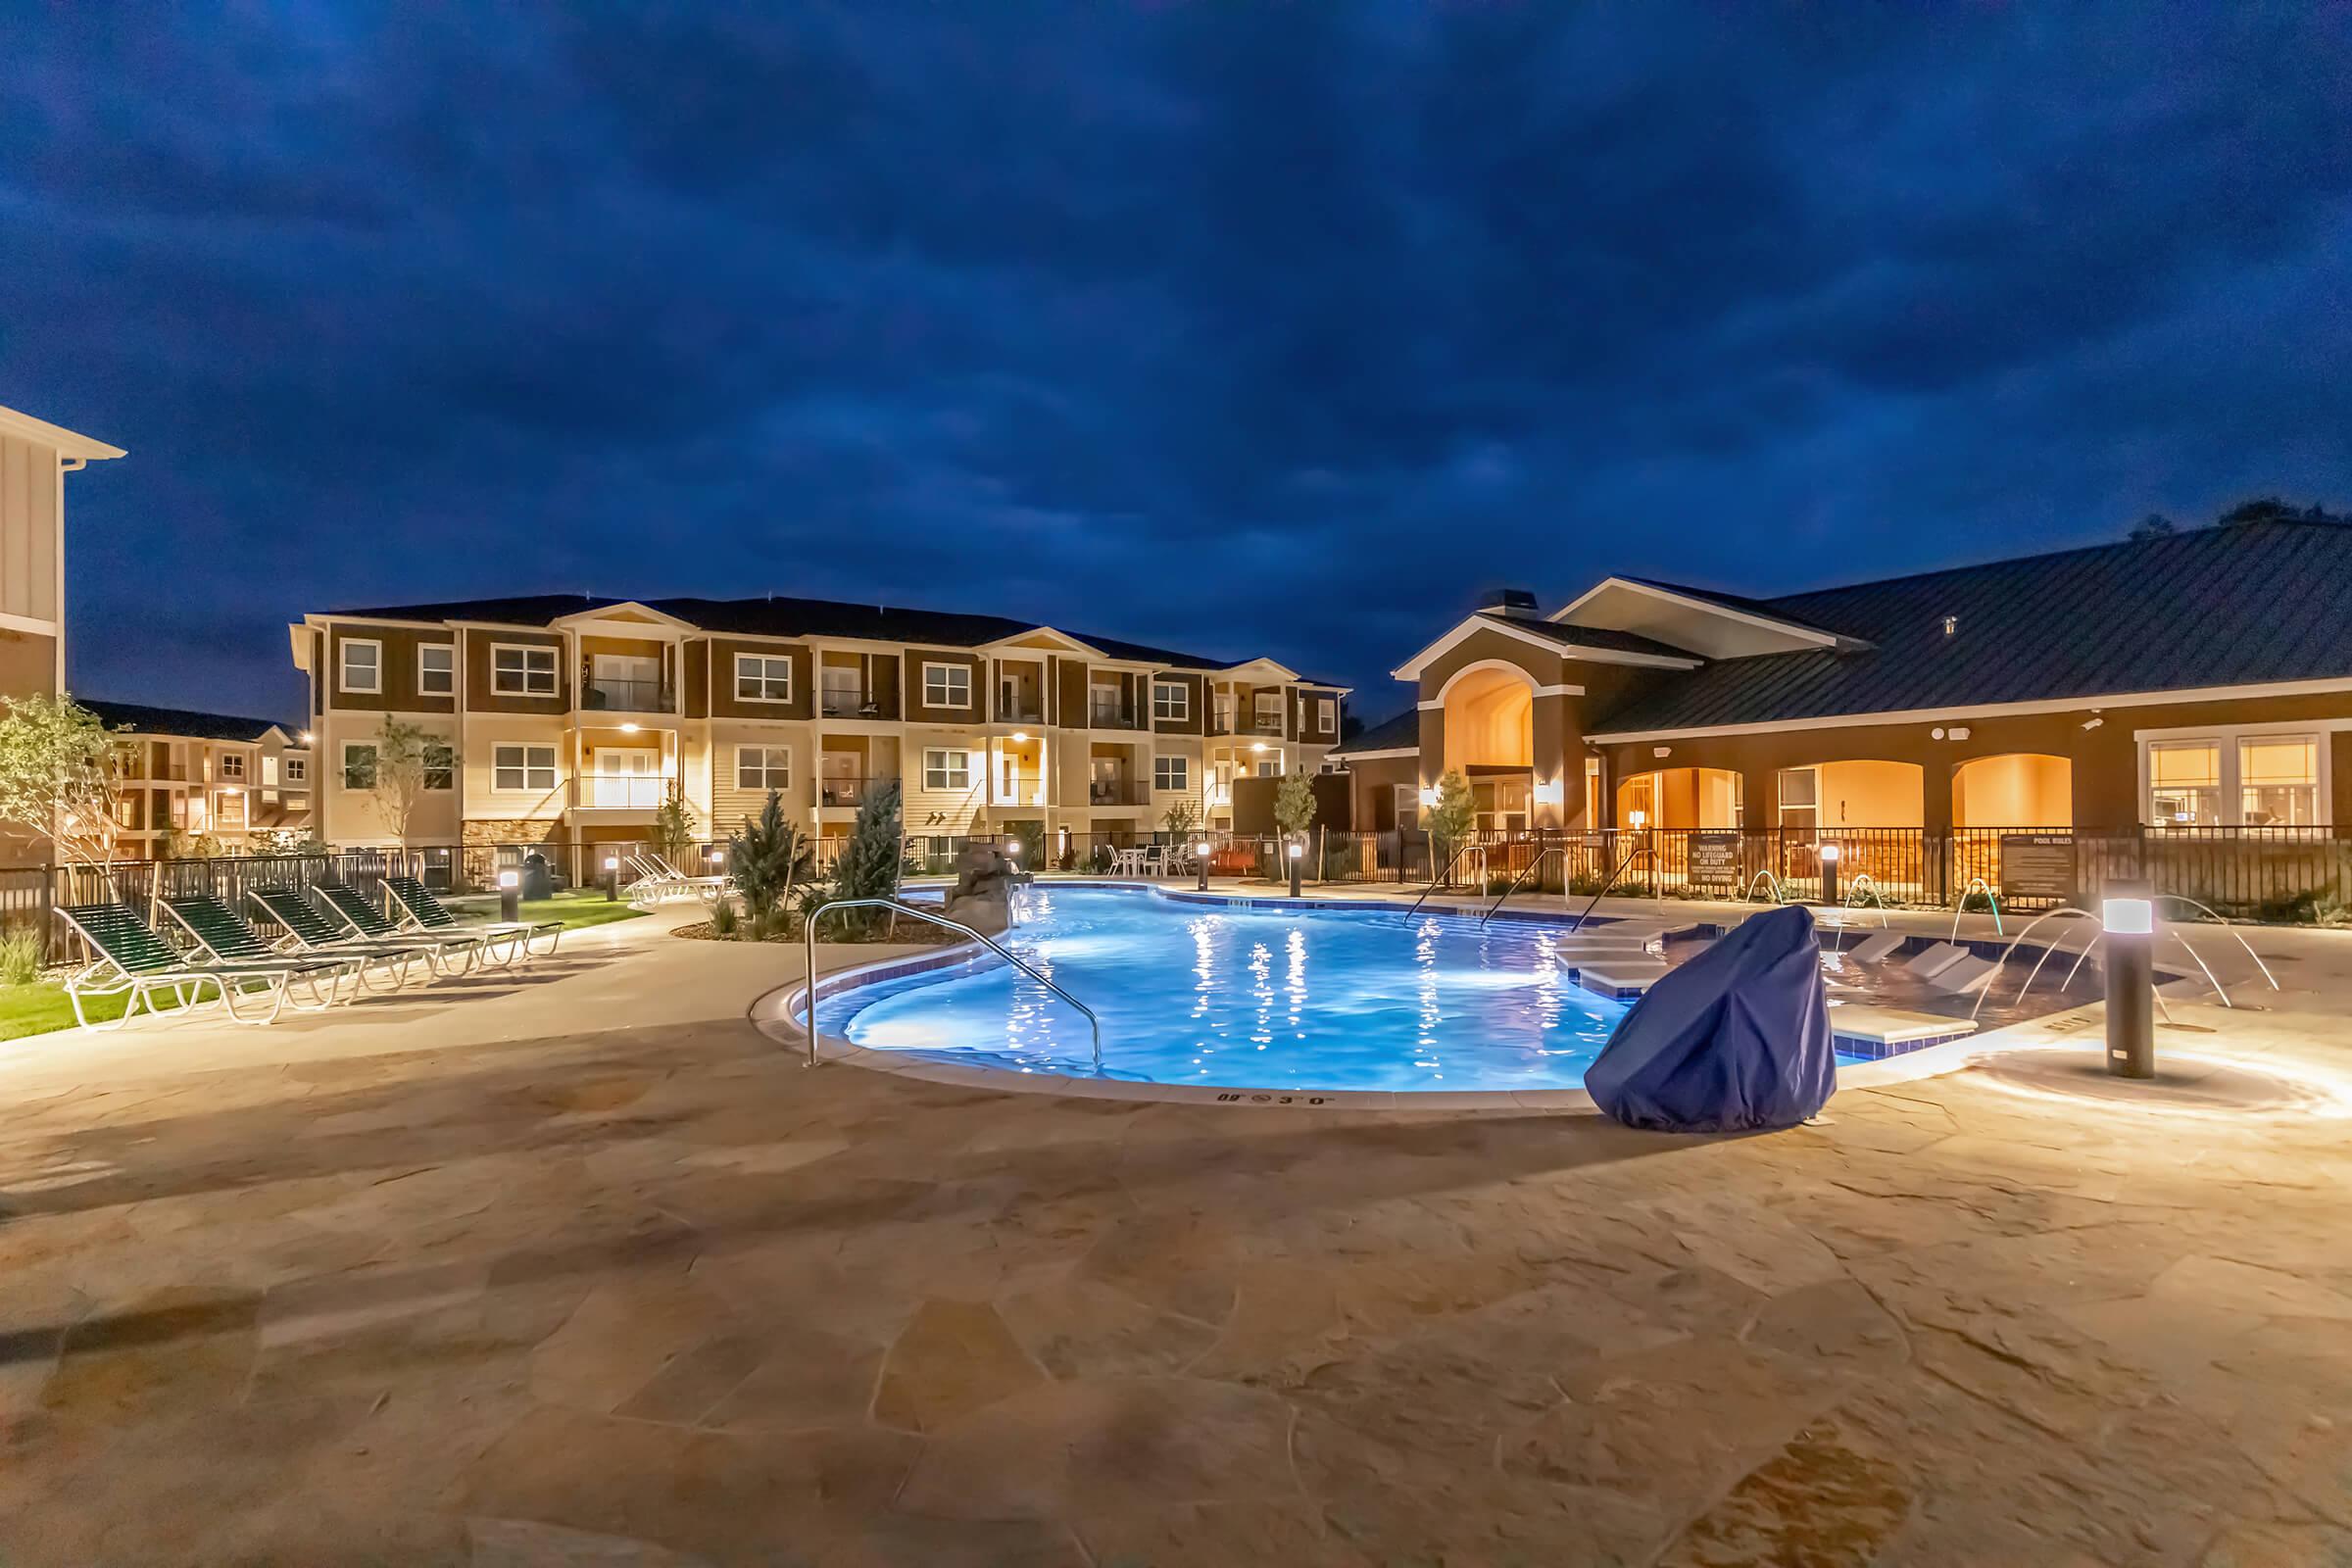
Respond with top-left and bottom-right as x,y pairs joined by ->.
217,754 -> 246,780
2148,741 -> 2223,826
418,644 -> 455,696
342,743 -> 377,790
283,756 -> 308,784
1152,680 -> 1189,721
492,645 -> 558,697
1153,755 -> 1189,792
1253,691 -> 1283,729
737,746 -> 791,789
424,743 -> 455,791
493,744 -> 557,792
1316,697 -> 1336,731
735,654 -> 794,703
339,640 -> 381,694
923,663 -> 972,708
923,749 -> 971,791
2239,735 -> 2319,826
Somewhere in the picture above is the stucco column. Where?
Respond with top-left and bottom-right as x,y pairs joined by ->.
1740,762 -> 1778,833
1530,694 -> 1568,829
1415,705 -> 1444,790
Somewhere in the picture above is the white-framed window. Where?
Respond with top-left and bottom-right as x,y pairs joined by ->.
417,643 -> 456,696
491,644 -> 559,697
341,743 -> 377,790
735,653 -> 794,703
1777,765 -> 1819,832
923,662 -> 972,709
1253,690 -> 1283,729
737,746 -> 791,789
923,748 -> 971,791
493,743 -> 558,793
1153,755 -> 1189,792
284,756 -> 308,784
1152,680 -> 1189,722
1395,782 -> 1419,828
2142,725 -> 2328,827
1315,697 -> 1337,731
339,639 -> 381,695
423,742 -> 455,791
1256,759 -> 1279,777
218,754 -> 246,781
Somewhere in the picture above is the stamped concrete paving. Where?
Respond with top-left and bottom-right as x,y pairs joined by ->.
0,907 -> 2348,1565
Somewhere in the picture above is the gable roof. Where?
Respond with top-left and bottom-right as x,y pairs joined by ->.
316,591 -> 1327,678
1330,708 -> 1420,758
1391,610 -> 1704,679
1590,519 -> 2352,736
82,700 -> 293,745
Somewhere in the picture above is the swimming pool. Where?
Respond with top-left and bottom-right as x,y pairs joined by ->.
808,884 -> 1892,1095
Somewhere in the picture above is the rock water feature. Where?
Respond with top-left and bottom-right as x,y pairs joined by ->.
941,843 -> 1026,935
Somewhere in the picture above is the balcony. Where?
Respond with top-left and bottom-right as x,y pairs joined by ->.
818,774 -> 872,808
1089,701 -> 1143,730
998,695 -> 1046,724
820,689 -> 889,719
582,678 -> 672,713
581,775 -> 673,810
1088,778 -> 1150,808
1248,713 -> 1287,736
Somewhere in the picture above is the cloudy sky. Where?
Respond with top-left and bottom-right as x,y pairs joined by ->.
5,6 -> 2348,725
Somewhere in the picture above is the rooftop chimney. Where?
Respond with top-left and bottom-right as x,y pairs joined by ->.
1479,587 -> 1540,616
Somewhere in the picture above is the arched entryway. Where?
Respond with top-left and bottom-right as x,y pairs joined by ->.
1615,766 -> 1741,828
1952,753 -> 2073,827
1439,662 -> 1535,831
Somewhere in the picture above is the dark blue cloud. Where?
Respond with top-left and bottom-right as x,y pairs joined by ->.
3,4 -> 2348,719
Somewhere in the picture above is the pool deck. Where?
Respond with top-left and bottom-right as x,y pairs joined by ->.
1,887 -> 2347,1563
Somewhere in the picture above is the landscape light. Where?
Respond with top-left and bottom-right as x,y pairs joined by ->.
708,851 -> 724,865
497,870 -> 519,890
2102,896 -> 2153,935
1194,839 -> 1212,891
2102,885 -> 2157,1079
1005,839 -> 1022,857
603,855 -> 620,871
1287,841 -> 1304,859
1818,844 -> 1840,863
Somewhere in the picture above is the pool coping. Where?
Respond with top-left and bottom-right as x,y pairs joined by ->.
750,880 -> 2137,1112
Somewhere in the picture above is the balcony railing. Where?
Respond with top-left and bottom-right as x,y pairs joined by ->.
1089,701 -> 1143,729
821,689 -> 888,718
582,775 -> 672,809
1089,778 -> 1150,807
998,695 -> 1046,723
1248,714 -> 1286,736
818,775 -> 871,808
583,678 -> 671,712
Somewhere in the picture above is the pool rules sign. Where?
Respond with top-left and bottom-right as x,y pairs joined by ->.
1999,833 -> 2078,906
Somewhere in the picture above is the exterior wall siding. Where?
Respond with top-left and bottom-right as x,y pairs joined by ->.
0,431 -> 60,627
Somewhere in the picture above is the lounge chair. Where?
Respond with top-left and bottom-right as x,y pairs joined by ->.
53,902 -> 298,1028
156,894 -> 368,1008
382,874 -> 561,960
245,886 -> 443,989
627,853 -> 727,906
308,884 -> 492,976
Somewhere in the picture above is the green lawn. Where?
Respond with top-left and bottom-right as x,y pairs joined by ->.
0,980 -> 180,1041
444,887 -> 648,932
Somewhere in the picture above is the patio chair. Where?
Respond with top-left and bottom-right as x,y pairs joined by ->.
382,874 -> 561,960
308,884 -> 493,976
646,853 -> 730,902
155,894 -> 368,1009
52,902 -> 297,1029
624,854 -> 685,905
246,888 -> 444,987
1140,845 -> 1165,876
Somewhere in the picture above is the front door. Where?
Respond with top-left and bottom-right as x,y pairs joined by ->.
594,748 -> 659,808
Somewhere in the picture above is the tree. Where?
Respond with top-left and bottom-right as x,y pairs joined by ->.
364,717 -> 455,845
1159,797 -> 1201,839
649,781 -> 698,867
1273,770 -> 1317,863
1422,769 -> 1476,883
0,695 -> 126,868
2217,496 -> 2296,527
2128,512 -> 2178,541
824,776 -> 904,938
728,789 -> 808,937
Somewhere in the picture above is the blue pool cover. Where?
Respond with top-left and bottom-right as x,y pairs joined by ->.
1586,905 -> 1837,1133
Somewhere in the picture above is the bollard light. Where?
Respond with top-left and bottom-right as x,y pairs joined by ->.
497,868 -> 520,923
1287,838 -> 1304,898
1194,838 -> 1212,892
708,851 -> 724,866
603,853 -> 620,904
1818,842 -> 1840,906
2101,888 -> 2156,1079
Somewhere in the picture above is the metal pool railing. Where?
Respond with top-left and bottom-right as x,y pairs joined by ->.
799,897 -> 1102,1073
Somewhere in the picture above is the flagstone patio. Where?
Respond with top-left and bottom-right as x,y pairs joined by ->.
0,902 -> 2346,1565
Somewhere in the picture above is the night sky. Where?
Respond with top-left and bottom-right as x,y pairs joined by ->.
6,8 -> 2349,727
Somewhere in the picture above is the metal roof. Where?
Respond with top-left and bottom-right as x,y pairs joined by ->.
82,700 -> 296,745
1591,519 -> 2352,734
1330,708 -> 1420,757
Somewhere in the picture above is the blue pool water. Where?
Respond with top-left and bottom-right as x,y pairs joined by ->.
817,884 -> 1635,1093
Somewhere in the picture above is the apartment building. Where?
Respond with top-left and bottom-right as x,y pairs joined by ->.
0,402 -> 124,860
85,701 -> 313,856
289,594 -> 1346,853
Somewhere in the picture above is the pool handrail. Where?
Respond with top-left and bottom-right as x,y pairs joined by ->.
1568,841 -> 1651,933
799,897 -> 1102,1073
1478,846 -> 1563,925
1400,841 -> 1484,925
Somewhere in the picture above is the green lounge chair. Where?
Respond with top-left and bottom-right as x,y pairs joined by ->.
246,888 -> 444,985
156,895 -> 366,1009
381,874 -> 561,960
309,884 -> 489,976
53,903 -> 295,1028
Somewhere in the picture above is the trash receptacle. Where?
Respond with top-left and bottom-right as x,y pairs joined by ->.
521,852 -> 555,901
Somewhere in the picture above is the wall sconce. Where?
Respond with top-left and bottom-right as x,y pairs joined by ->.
1628,809 -> 1647,829
1532,779 -> 1564,808
1948,725 -> 1972,741
1418,786 -> 1440,808
1652,746 -> 1671,759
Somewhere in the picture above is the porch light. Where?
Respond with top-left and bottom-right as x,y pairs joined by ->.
1250,742 -> 1268,753
1011,731 -> 1029,743
299,730 -> 313,744
2101,896 -> 2154,935
620,722 -> 640,734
